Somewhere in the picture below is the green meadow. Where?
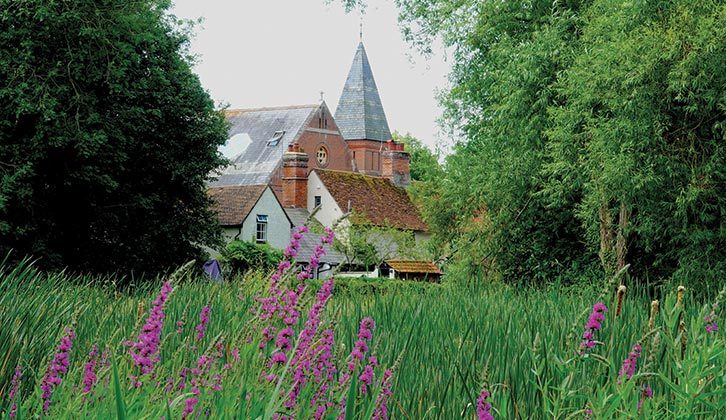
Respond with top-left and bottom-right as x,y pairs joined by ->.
1,259 -> 723,419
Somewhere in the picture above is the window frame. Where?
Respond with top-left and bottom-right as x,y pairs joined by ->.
255,214 -> 268,243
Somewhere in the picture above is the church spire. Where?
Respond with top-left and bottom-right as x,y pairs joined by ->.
334,41 -> 392,142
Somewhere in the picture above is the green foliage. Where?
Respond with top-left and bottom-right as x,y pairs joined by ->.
220,240 -> 282,275
0,0 -> 228,274
1,259 -> 723,418
334,220 -> 429,271
392,131 -> 442,182
372,0 -> 725,287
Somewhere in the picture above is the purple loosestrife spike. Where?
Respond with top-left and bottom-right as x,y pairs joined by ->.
41,328 -> 76,414
617,343 -> 642,383
476,387 -> 494,420
182,397 -> 198,419
371,369 -> 393,420
82,345 -> 99,394
9,364 -> 22,419
127,281 -> 173,384
195,305 -> 211,341
579,302 -> 608,354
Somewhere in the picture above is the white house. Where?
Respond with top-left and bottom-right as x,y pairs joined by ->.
207,185 -> 291,250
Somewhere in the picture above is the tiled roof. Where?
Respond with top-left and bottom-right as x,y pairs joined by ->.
334,42 -> 392,142
386,260 -> 442,274
285,208 -> 346,265
209,104 -> 320,187
315,169 -> 427,231
207,185 -> 267,226
284,208 -> 312,228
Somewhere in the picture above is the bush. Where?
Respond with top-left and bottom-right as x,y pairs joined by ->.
220,240 -> 282,275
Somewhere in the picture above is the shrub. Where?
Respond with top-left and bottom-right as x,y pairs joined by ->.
220,240 -> 283,275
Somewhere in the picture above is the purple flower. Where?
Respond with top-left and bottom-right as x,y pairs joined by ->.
271,352 -> 288,365
476,387 -> 494,420
41,327 -> 76,413
182,397 -> 198,419
704,314 -> 718,333
617,343 -> 642,383
358,364 -> 375,393
371,369 -> 393,420
195,305 -> 211,341
127,281 -> 173,381
9,364 -> 22,418
638,385 -> 653,411
82,345 -> 99,394
580,302 -> 608,354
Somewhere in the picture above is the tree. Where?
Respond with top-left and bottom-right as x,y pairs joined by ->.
339,0 -> 724,288
0,0 -> 228,274
392,131 -> 442,182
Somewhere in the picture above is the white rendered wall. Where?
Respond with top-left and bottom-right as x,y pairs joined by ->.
307,171 -> 344,228
239,187 -> 291,250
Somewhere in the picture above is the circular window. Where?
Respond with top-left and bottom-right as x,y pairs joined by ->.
316,146 -> 329,166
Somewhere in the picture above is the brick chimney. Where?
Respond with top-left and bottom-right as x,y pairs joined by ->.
382,140 -> 410,188
282,143 -> 309,208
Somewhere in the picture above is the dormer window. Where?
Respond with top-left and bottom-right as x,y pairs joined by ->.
267,131 -> 285,146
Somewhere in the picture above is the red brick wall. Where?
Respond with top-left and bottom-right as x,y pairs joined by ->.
297,104 -> 353,174
346,139 -> 386,176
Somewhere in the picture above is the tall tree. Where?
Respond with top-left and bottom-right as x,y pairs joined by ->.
0,0 -> 228,274
340,0 -> 724,288
392,131 -> 442,182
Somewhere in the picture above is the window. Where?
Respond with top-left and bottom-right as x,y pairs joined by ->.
314,195 -> 321,208
256,214 -> 268,243
316,146 -> 328,166
267,131 -> 285,147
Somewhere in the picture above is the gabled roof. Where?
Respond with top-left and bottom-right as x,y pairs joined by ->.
334,42 -> 392,142
209,104 -> 322,187
207,184 -> 267,226
386,260 -> 442,274
314,169 -> 427,231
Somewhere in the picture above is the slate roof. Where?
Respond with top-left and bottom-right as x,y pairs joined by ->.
334,42 -> 392,142
207,185 -> 267,226
314,169 -> 427,231
209,105 -> 320,187
386,260 -> 442,274
285,208 -> 346,265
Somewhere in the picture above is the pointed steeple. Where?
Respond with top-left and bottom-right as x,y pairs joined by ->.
335,42 -> 392,142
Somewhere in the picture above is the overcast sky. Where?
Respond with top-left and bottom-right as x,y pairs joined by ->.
171,0 -> 450,151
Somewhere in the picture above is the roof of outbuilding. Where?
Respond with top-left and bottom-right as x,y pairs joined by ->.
207,185 -> 268,226
334,42 -> 392,142
385,260 -> 442,274
209,104 -> 322,187
314,169 -> 427,231
284,208 -> 346,265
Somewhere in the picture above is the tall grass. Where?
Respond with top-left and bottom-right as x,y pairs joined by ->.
0,259 -> 723,418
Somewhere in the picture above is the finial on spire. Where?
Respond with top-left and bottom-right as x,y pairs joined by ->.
320,91 -> 324,102
359,17 -> 363,41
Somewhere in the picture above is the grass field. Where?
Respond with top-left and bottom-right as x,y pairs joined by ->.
0,257 -> 723,419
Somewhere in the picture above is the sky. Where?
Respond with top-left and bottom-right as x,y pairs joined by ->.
171,0 -> 450,151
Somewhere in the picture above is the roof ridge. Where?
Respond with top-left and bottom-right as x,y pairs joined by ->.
225,104 -> 319,114
314,168 -> 386,179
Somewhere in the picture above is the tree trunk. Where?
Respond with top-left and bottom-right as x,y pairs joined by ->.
615,201 -> 630,272
598,203 -> 615,273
